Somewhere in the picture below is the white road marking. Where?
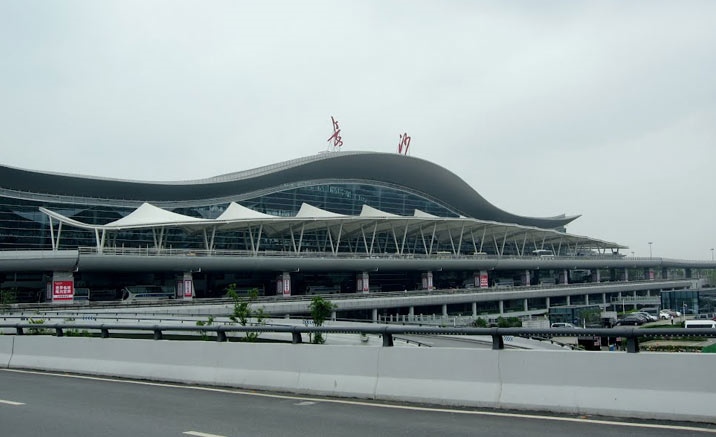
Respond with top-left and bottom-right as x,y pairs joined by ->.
3,368 -> 715,433
183,432 -> 227,437
295,401 -> 316,406
0,399 -> 25,406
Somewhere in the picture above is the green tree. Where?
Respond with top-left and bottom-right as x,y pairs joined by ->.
226,285 -> 265,342
196,315 -> 215,341
496,316 -> 522,328
309,296 -> 336,344
472,317 -> 488,328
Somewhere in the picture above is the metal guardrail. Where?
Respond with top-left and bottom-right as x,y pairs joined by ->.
2,322 -> 714,353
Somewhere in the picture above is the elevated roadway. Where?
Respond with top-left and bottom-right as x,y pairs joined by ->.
1,249 -> 715,272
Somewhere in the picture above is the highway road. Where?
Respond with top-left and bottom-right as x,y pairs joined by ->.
1,368 -> 714,437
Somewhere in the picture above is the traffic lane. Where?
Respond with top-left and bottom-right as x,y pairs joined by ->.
1,369 -> 714,437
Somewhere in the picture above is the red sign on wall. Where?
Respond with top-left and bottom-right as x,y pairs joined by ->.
479,274 -> 489,288
52,281 -> 74,301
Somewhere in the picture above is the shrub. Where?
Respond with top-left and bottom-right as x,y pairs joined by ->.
309,296 -> 336,344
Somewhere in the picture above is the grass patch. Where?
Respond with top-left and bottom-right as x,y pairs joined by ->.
702,343 -> 716,353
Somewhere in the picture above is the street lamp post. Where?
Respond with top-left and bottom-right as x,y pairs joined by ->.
648,242 -> 653,259
711,248 -> 714,261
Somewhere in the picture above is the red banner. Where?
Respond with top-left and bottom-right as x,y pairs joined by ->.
479,274 -> 489,288
52,281 -> 74,301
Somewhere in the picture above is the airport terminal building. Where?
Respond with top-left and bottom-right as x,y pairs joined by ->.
0,151 -> 636,302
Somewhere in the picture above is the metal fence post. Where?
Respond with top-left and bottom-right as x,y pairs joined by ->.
626,336 -> 640,353
491,328 -> 504,350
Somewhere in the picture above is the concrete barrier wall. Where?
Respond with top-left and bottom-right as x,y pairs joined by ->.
6,337 -> 716,423
0,336 -> 12,367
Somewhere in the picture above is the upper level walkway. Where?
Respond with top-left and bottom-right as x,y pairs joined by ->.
1,248 -> 714,273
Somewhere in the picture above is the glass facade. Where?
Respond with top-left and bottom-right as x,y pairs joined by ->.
661,290 -> 700,315
0,182 -> 461,252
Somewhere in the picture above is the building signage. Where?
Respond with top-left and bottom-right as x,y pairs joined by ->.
397,132 -> 411,155
183,279 -> 193,298
52,280 -> 74,301
280,272 -> 291,296
479,273 -> 489,288
327,116 -> 343,150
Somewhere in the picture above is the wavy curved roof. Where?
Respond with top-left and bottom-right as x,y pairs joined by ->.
0,151 -> 578,229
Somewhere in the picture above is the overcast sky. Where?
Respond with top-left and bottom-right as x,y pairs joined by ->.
1,1 -> 715,260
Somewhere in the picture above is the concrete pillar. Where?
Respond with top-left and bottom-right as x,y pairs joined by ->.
610,268 -> 618,281
499,300 -> 504,315
566,295 -> 571,305
467,272 -> 478,288
559,269 -> 569,284
472,302 -> 477,317
408,306 -> 414,320
602,293 -> 607,305
176,272 -> 199,300
330,311 -> 336,321
591,269 -> 601,283
624,268 -> 629,282
644,268 -> 655,280
523,269 -> 531,287
276,272 -> 291,297
545,296 -> 550,308
585,294 -> 589,305
442,304 -> 448,317
478,270 -> 489,288
356,272 -> 370,294
421,271 -> 434,290
50,271 -> 75,303
524,299 -> 528,311
372,308 -> 378,323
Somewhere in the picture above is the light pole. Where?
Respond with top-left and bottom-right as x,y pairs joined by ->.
648,242 -> 653,259
711,248 -> 714,261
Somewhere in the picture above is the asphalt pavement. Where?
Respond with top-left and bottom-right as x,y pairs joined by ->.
1,369 -> 714,437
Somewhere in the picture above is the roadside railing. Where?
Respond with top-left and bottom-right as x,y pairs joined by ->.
2,322 -> 714,353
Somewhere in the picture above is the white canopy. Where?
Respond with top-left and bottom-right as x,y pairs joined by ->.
39,201 -> 626,255
217,202 -> 276,220
105,203 -> 207,229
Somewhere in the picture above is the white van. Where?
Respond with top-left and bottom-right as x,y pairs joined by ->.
684,320 -> 716,328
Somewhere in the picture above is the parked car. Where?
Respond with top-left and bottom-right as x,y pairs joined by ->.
633,311 -> 658,322
660,309 -> 682,319
551,322 -> 579,329
616,314 -> 649,326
